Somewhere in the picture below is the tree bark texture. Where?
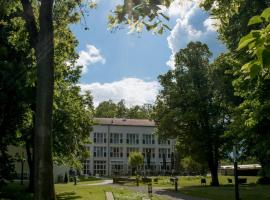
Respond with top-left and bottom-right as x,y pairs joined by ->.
21,0 -> 55,199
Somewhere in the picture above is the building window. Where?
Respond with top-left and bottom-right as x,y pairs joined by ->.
111,161 -> 124,175
110,147 -> 123,158
94,160 -> 106,176
159,148 -> 170,158
110,133 -> 123,144
142,134 -> 155,145
93,132 -> 106,143
83,160 -> 91,175
158,139 -> 170,145
93,146 -> 107,157
126,147 -> 140,157
143,148 -> 155,159
85,146 -> 90,153
126,133 -> 139,144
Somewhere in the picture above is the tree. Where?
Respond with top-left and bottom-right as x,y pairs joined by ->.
201,0 -> 270,51
95,100 -> 118,118
15,0 -> 89,197
95,100 -> 154,119
53,84 -> 94,167
154,42 -> 227,186
128,151 -> 144,175
237,7 -> 270,78
109,0 -> 172,34
201,0 -> 270,180
18,0 -> 55,198
0,1 -> 35,187
116,100 -> 128,118
228,7 -> 270,180
4,0 -> 174,197
127,104 -> 154,119
180,156 -> 207,176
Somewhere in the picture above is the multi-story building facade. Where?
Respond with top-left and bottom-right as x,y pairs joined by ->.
83,118 -> 176,176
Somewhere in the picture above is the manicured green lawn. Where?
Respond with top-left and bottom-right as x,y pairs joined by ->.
129,175 -> 259,187
1,176 -> 270,200
55,183 -> 164,200
180,185 -> 270,200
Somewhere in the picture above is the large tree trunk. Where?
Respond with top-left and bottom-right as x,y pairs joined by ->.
34,0 -> 55,199
21,0 -> 55,199
209,161 -> 219,186
208,147 -> 219,186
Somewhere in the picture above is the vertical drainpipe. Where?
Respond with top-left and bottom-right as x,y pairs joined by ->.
107,124 -> 110,177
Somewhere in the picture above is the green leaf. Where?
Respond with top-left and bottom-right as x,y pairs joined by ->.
262,48 -> 270,68
158,27 -> 164,35
241,62 -> 251,72
248,15 -> 263,26
251,30 -> 261,38
256,47 -> 264,65
237,33 -> 255,50
250,63 -> 261,79
163,24 -> 171,31
160,13 -> 170,21
261,7 -> 270,21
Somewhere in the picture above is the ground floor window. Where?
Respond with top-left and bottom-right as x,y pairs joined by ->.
94,160 -> 106,176
160,162 -> 171,171
83,160 -> 91,175
111,161 -> 124,175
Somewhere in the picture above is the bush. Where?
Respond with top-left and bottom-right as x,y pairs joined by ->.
257,177 -> 270,185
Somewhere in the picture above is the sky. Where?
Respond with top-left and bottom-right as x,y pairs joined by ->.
72,0 -> 226,107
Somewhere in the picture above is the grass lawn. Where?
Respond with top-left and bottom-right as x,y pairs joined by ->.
1,176 -> 270,200
128,175 -> 260,187
180,185 -> 270,200
55,183 -> 164,200
0,182 -> 165,200
122,175 -> 270,200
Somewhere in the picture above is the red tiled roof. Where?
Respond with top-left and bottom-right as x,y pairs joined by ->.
94,118 -> 155,127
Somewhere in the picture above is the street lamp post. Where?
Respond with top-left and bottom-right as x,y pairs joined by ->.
233,146 -> 240,200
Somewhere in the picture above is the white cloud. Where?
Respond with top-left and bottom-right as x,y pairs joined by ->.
76,44 -> 106,74
203,17 -> 220,32
78,78 -> 160,107
166,1 -> 202,68
165,0 -> 221,69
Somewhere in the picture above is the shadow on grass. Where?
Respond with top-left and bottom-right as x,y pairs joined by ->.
154,188 -> 207,200
57,192 -> 82,200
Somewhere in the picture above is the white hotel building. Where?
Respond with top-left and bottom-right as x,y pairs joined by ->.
83,118 -> 176,176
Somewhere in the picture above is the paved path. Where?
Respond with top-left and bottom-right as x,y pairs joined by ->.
112,185 -> 208,200
81,179 -> 113,186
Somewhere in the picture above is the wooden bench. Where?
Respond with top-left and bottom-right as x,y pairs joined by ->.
113,177 -> 135,184
105,192 -> 115,200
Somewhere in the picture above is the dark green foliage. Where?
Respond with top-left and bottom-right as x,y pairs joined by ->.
201,0 -> 270,51
154,42 -> 230,186
180,157 -> 207,176
257,177 -> 270,185
0,151 -> 16,188
128,151 -> 144,175
95,100 -> 153,119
